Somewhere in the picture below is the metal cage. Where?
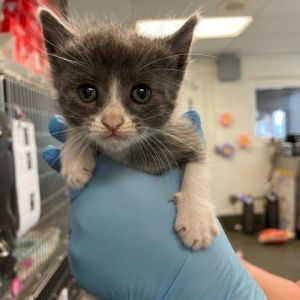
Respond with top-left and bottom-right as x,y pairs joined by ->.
0,65 -> 70,299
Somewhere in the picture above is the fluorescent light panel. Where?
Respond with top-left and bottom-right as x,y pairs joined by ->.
136,16 -> 253,39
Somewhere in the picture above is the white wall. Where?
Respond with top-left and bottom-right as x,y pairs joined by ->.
181,54 -> 300,215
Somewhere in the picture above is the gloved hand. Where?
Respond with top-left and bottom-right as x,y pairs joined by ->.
43,111 -> 266,300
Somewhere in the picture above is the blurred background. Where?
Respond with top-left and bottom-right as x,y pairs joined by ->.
0,0 -> 299,299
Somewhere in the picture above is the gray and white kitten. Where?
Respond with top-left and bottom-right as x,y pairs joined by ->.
39,9 -> 219,251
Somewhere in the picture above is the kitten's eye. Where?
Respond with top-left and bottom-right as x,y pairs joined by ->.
131,84 -> 151,104
78,84 -> 98,102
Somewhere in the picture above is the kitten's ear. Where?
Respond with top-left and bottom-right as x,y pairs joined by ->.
166,14 -> 199,69
39,8 -> 73,57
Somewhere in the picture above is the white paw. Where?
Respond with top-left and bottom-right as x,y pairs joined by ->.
61,151 -> 96,189
173,192 -> 220,250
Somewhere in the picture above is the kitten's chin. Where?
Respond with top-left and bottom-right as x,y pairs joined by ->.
96,135 -> 134,153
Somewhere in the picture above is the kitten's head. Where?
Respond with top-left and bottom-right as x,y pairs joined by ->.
39,9 -> 198,152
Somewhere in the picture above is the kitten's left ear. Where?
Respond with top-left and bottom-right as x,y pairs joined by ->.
166,14 -> 199,70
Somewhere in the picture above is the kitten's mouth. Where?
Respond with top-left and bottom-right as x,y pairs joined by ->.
103,131 -> 128,141
90,127 -> 136,147
105,133 -> 121,139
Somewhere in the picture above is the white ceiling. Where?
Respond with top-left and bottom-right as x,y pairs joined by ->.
69,0 -> 300,55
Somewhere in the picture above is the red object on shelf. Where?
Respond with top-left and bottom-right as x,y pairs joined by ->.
0,0 -> 56,74
258,228 -> 295,244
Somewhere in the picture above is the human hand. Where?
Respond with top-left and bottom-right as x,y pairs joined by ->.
43,112 -> 265,300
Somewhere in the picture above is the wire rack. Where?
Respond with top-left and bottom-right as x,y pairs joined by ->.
0,62 -> 70,299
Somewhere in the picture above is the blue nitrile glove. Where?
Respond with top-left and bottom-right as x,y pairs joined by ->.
43,111 -> 266,300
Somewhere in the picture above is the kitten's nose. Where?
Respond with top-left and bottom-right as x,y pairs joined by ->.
102,115 -> 124,132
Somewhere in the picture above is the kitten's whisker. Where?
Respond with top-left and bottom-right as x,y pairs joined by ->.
47,52 -> 86,67
74,41 -> 96,70
40,34 -> 93,66
39,38 -> 93,74
136,53 -> 189,73
135,134 -> 162,174
191,53 -> 216,59
61,106 -> 94,122
146,134 -> 180,181
147,133 -> 179,171
137,112 -> 166,123
146,77 -> 191,98
136,107 -> 171,123
142,68 -> 187,74
138,134 -> 165,173
61,112 -> 89,122
134,45 -> 155,73
131,136 -> 148,170
49,126 -> 84,136
136,52 -> 214,74
149,76 -> 185,89
76,136 -> 93,163
59,129 -> 88,158
64,130 -> 92,174
141,126 -> 198,152
165,128 -> 199,150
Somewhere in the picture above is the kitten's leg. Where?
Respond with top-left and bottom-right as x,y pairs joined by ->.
61,133 -> 96,189
173,161 -> 219,250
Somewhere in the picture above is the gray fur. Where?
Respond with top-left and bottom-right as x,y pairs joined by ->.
39,9 -> 204,173
40,6 -> 219,261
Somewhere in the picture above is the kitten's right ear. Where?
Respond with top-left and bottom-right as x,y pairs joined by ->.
39,8 -> 73,57
165,14 -> 199,70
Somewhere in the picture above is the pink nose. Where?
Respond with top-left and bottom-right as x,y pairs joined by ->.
102,116 -> 124,131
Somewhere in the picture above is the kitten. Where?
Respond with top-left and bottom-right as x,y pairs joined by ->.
39,9 -> 219,251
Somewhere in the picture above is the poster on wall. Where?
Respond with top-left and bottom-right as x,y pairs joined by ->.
270,168 -> 295,232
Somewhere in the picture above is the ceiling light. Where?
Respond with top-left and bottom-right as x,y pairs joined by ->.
136,16 -> 253,39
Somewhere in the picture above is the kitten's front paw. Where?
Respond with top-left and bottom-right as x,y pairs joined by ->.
173,192 -> 219,250
61,152 -> 96,189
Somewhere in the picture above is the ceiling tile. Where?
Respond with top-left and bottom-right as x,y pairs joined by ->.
192,38 -> 234,55
242,16 -> 300,36
261,0 -> 300,16
68,0 -> 300,55
202,0 -> 272,17
69,0 -> 133,21
226,35 -> 300,54
129,0 -> 272,19
129,0 -> 221,21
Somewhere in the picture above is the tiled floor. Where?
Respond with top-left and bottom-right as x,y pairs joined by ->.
226,230 -> 300,281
